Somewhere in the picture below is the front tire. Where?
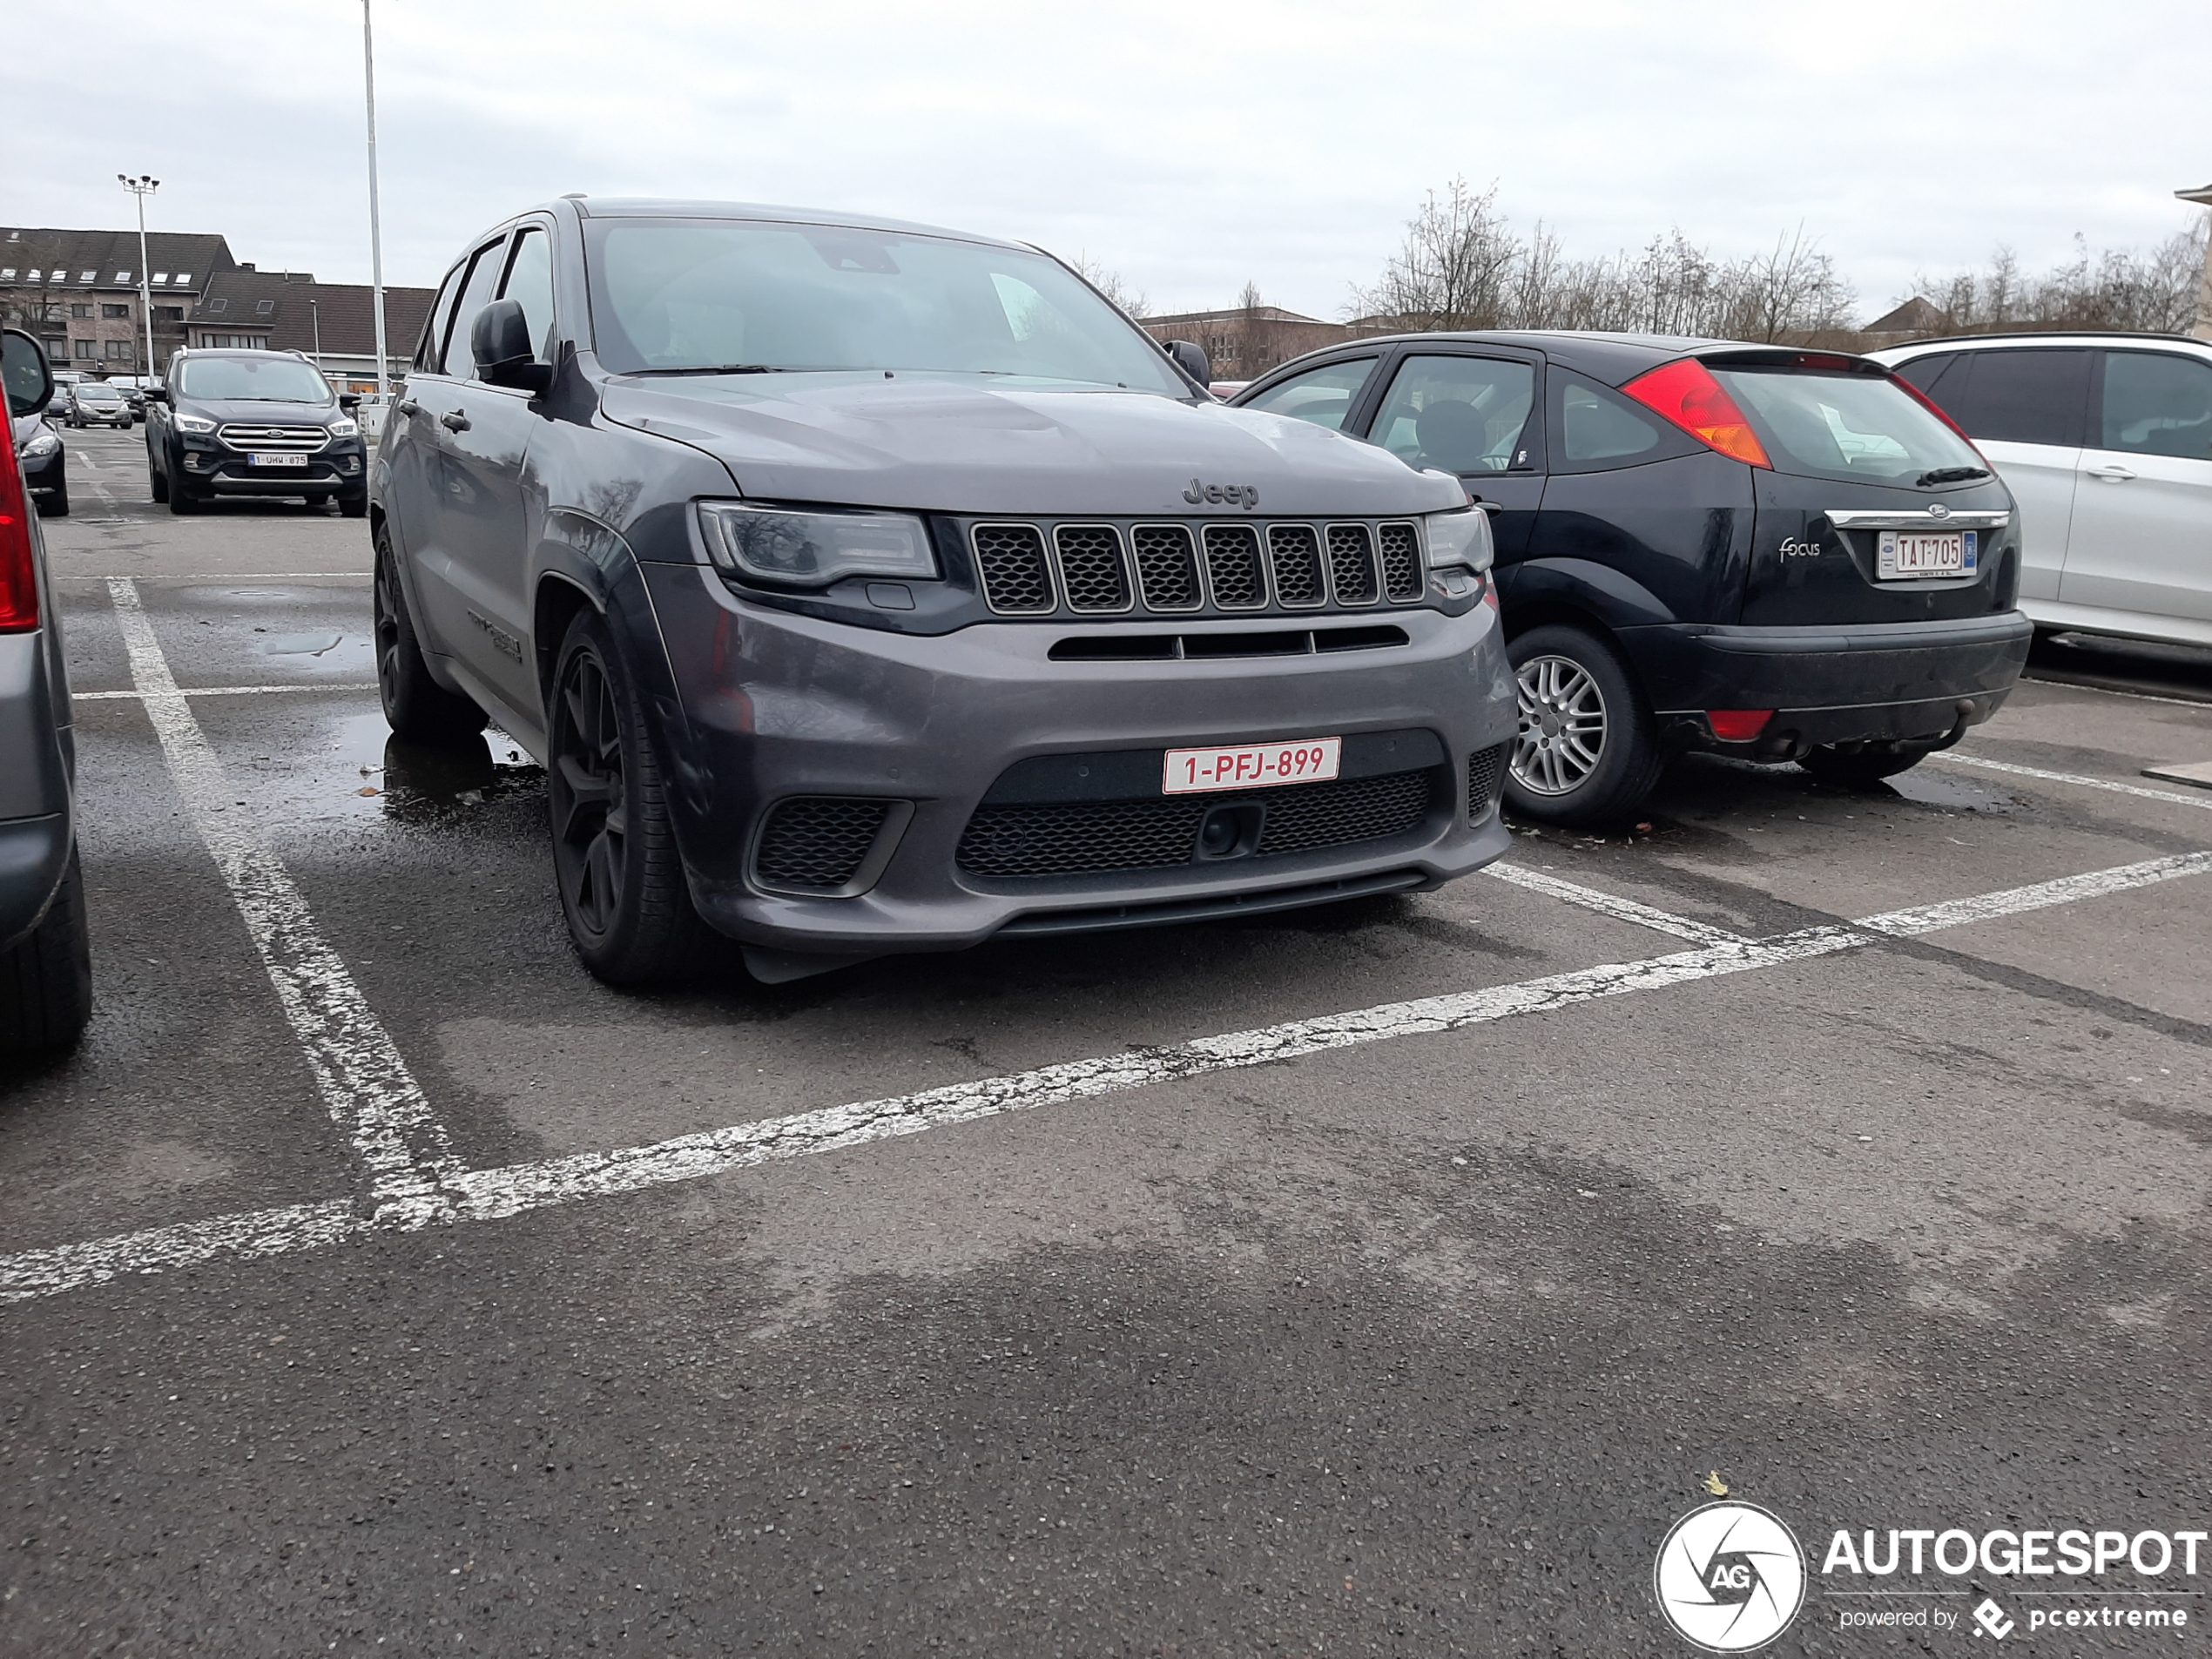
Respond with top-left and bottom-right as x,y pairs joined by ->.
548,608 -> 718,984
338,489 -> 368,519
0,847 -> 92,1055
149,458 -> 169,503
374,527 -> 486,744
168,482 -> 198,515
1797,745 -> 1929,786
36,478 -> 67,518
1501,624 -> 1663,826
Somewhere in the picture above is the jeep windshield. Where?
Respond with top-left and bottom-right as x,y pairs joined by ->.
585,218 -> 1185,394
173,356 -> 334,403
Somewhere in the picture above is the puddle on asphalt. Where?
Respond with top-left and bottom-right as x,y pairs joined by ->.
1884,766 -> 2023,814
257,632 -> 346,657
241,710 -> 543,825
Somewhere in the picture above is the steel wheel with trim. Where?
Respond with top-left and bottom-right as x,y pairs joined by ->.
374,525 -> 487,743
547,608 -> 719,984
1501,624 -> 1663,826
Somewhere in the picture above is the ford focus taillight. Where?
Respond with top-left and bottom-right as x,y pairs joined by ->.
1622,359 -> 1771,469
0,414 -> 39,634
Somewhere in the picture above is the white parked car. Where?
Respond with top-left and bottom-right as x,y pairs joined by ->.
1870,334 -> 2212,649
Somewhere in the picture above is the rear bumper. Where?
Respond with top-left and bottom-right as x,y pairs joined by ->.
1622,611 -> 2033,754
0,813 -> 72,954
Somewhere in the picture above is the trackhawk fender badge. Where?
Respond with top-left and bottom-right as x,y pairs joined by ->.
1184,478 -> 1260,510
467,608 -> 526,661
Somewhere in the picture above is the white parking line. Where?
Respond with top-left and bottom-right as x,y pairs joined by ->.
1936,752 -> 2212,812
6,846 -> 2207,1305
1483,863 -> 1747,945
76,684 -> 379,700
105,578 -> 459,1224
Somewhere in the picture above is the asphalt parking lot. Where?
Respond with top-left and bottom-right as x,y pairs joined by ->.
4,425 -> 2211,1656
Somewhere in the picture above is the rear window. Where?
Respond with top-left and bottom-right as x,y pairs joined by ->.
1710,367 -> 1982,485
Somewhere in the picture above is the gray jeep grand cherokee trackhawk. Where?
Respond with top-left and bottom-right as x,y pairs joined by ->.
373,199 -> 1514,982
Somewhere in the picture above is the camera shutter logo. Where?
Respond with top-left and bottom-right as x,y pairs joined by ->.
1653,1501 -> 1807,1652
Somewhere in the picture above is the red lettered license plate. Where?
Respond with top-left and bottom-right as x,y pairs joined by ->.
1163,737 -> 1341,794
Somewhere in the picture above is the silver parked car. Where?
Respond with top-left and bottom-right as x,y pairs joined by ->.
374,199 -> 1516,983
1871,334 -> 2212,651
0,329 -> 91,1053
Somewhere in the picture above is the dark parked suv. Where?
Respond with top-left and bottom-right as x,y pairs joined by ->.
1,330 -> 91,1053
1233,333 -> 2033,820
374,198 -> 1515,983
145,347 -> 368,516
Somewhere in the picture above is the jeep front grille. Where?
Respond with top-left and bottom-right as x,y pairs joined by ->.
969,517 -> 1427,619
972,524 -> 1055,614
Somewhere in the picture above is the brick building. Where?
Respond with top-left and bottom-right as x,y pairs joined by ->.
0,226 -> 237,375
187,266 -> 437,391
1141,305 -> 1356,381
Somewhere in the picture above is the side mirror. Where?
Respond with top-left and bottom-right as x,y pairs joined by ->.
1,328 -> 54,418
338,392 -> 361,410
142,386 -> 168,404
472,298 -> 553,395
1165,339 -> 1209,387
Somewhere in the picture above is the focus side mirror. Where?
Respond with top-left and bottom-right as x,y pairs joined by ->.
1,328 -> 54,418
1164,339 -> 1209,387
472,298 -> 553,395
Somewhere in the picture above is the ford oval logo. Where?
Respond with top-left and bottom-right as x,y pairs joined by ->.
1927,502 -> 1951,519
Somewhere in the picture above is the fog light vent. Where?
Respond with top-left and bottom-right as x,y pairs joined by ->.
752,797 -> 907,895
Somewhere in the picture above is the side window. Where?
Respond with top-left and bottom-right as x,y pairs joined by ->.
2100,352 -> 2212,460
439,236 -> 510,379
498,227 -> 556,364
1238,357 -> 1377,432
1368,354 -> 1535,473
1892,353 -> 1955,396
1937,349 -> 2090,447
1555,376 -> 1669,469
413,262 -> 466,374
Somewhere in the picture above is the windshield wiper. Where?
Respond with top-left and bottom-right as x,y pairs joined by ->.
625,363 -> 792,377
1917,465 -> 1991,487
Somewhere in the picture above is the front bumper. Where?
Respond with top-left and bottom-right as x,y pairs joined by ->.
20,448 -> 64,499
1623,611 -> 2033,756
640,561 -> 1518,957
177,436 -> 365,496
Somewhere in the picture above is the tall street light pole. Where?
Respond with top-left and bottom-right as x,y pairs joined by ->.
118,174 -> 159,381
360,0 -> 390,401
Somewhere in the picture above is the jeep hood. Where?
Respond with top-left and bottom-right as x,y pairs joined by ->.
598,372 -> 1463,518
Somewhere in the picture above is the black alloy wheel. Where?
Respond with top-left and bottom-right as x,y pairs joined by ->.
547,609 -> 719,984
373,528 -> 486,743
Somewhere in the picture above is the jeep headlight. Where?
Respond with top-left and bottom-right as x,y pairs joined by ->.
1423,506 -> 1494,575
174,413 -> 217,435
696,502 -> 937,588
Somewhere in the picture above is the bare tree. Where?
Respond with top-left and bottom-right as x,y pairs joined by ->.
1069,253 -> 1149,320
1349,178 -> 1522,331
1903,218 -> 2206,336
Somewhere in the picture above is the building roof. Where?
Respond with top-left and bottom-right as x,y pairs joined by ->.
193,268 -> 439,358
1143,305 -> 1330,327
1863,296 -> 1953,334
0,226 -> 236,294
2177,182 -> 2212,207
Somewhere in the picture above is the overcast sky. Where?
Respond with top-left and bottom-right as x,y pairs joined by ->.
6,0 -> 2204,322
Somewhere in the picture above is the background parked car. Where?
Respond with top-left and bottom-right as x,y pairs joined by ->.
10,407 -> 65,517
1234,332 -> 2032,820
1871,334 -> 2212,651
64,381 -> 131,429
144,347 -> 368,516
0,328 -> 91,1053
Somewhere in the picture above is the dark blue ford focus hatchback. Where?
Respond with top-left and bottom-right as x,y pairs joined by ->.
1231,332 -> 2033,823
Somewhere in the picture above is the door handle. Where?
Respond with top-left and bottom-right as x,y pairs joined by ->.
440,409 -> 472,433
395,399 -> 421,417
2086,463 -> 2136,483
